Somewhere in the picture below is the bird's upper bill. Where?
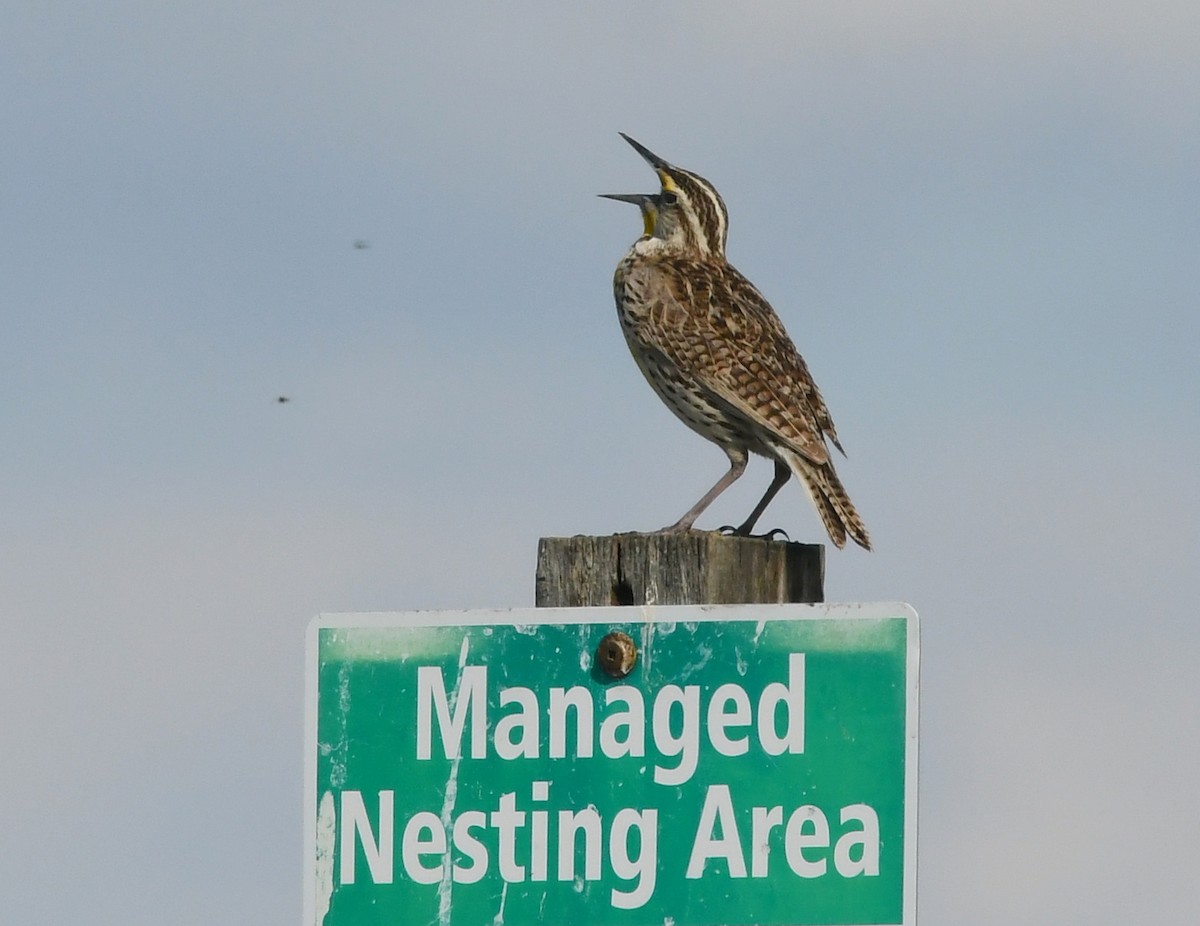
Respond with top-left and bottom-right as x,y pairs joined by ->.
618,132 -> 680,193
598,191 -> 659,236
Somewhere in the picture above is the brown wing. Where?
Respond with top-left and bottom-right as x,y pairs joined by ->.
625,257 -> 840,464
720,262 -> 846,456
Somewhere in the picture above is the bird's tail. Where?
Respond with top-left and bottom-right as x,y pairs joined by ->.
778,448 -> 872,551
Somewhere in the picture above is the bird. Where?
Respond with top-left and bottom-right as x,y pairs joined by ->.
601,134 -> 871,550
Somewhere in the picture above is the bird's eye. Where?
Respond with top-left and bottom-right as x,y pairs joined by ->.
661,191 -> 679,205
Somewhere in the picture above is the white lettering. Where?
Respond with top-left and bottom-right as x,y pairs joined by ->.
549,687 -> 594,759
451,811 -> 488,883
750,805 -> 783,877
530,781 -> 549,881
600,686 -> 645,758
495,687 -> 540,759
490,792 -> 527,882
558,806 -> 603,881
708,683 -> 752,756
834,804 -> 880,876
784,805 -> 829,878
610,808 -> 658,909
687,791 -> 881,882
401,811 -> 444,885
686,784 -> 746,878
758,653 -> 805,756
340,790 -> 394,885
416,665 -> 487,760
653,685 -> 700,785
411,653 -> 809,784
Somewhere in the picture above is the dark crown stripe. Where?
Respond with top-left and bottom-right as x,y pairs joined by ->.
672,169 -> 728,257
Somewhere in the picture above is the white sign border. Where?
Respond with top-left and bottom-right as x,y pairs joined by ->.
303,601 -> 919,926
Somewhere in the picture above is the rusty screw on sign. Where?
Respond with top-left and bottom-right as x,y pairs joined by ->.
596,631 -> 638,678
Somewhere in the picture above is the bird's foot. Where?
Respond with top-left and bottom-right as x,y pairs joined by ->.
655,519 -> 702,534
717,525 -> 791,542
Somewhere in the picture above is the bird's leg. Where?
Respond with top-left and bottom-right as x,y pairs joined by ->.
729,459 -> 790,537
661,450 -> 747,533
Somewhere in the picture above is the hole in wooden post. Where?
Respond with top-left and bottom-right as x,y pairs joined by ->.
611,578 -> 634,606
611,541 -> 634,605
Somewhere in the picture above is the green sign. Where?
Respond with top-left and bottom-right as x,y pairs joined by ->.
305,603 -> 918,926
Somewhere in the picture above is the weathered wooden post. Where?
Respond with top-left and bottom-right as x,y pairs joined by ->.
535,531 -> 823,607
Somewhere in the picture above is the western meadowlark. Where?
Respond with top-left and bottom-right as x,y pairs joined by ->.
601,134 -> 871,550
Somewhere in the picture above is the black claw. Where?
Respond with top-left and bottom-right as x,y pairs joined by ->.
717,525 -> 791,541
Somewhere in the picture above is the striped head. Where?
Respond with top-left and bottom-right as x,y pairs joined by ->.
613,134 -> 729,259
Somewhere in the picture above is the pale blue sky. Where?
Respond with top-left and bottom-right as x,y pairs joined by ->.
2,3 -> 1198,924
